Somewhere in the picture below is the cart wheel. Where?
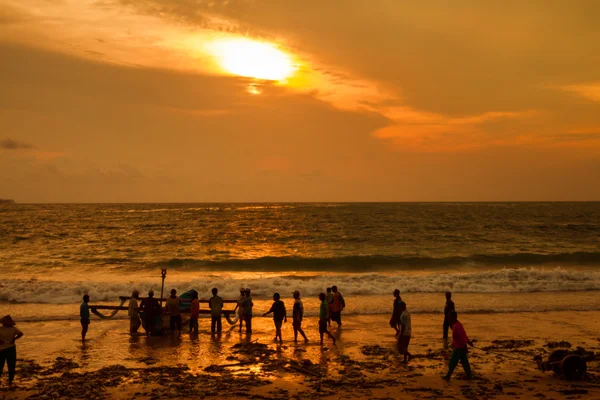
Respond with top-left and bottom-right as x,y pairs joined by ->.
560,355 -> 586,381
549,350 -> 570,374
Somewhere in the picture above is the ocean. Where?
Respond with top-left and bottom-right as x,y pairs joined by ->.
1,202 -> 599,320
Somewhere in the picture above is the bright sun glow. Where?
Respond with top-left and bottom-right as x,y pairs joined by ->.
210,38 -> 296,81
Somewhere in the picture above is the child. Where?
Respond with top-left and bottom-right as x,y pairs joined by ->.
318,293 -> 336,345
189,291 -> 200,334
263,292 -> 286,343
209,288 -> 223,335
292,290 -> 308,343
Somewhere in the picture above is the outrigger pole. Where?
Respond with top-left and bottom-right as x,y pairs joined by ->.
159,268 -> 167,308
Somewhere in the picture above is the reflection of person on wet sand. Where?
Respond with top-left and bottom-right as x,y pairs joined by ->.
397,301 -> 412,363
263,292 -> 287,343
318,293 -> 336,345
390,289 -> 402,335
80,295 -> 90,341
442,311 -> 473,381
292,290 -> 308,343
0,315 -> 23,387
128,290 -> 141,334
443,291 -> 455,339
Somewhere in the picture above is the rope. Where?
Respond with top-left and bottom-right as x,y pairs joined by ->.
90,298 -> 127,319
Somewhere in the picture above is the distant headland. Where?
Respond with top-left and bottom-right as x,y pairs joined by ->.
0,199 -> 15,204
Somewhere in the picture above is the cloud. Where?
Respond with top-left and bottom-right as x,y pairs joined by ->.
1,138 -> 35,150
554,82 -> 600,102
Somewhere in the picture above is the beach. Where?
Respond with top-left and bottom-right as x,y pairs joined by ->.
1,311 -> 599,399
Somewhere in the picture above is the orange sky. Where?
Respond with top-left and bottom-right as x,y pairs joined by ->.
1,0 -> 599,202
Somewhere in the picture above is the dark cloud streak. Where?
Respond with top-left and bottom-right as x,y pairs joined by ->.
1,138 -> 35,150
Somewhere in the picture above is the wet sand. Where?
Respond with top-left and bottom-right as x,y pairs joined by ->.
2,311 -> 600,399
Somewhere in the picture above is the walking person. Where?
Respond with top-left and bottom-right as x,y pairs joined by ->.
442,311 -> 473,381
443,292 -> 455,339
189,291 -> 200,334
330,286 -> 345,327
128,290 -> 141,334
80,294 -> 90,341
243,289 -> 253,334
0,315 -> 23,387
166,289 -> 182,335
209,288 -> 224,335
292,290 -> 308,343
263,293 -> 287,343
233,288 -> 246,333
390,289 -> 402,335
318,293 -> 336,345
397,301 -> 412,363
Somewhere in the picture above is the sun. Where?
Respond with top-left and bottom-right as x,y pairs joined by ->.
209,38 -> 296,81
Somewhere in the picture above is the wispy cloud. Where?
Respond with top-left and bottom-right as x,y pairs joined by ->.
1,138 -> 35,150
552,82 -> 600,102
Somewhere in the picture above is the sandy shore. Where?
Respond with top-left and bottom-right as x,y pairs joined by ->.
1,311 -> 599,399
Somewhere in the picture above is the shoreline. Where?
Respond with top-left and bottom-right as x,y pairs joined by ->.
2,311 -> 599,399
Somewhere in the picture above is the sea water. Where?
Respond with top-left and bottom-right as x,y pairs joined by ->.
1,202 -> 599,320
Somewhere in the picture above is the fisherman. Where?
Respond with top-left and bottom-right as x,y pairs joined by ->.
443,292 -> 455,340
292,290 -> 309,343
390,289 -> 403,335
263,292 -> 287,343
128,290 -> 141,334
326,287 -> 333,326
318,293 -> 336,345
209,288 -> 224,335
166,289 -> 182,335
80,295 -> 90,341
397,301 -> 412,363
142,290 -> 161,336
442,311 -> 473,381
189,291 -> 200,334
331,286 -> 345,327
232,288 -> 246,333
0,315 -> 24,387
243,289 -> 253,334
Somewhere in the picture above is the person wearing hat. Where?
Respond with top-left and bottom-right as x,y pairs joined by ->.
128,290 -> 141,334
292,290 -> 308,343
0,315 -> 24,386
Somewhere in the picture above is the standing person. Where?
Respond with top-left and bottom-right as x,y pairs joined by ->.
390,289 -> 403,335
397,301 -> 412,363
331,286 -> 345,327
243,289 -> 253,334
442,311 -> 473,381
189,292 -> 200,334
128,290 -> 141,334
143,290 -> 161,336
326,288 -> 334,326
209,288 -> 224,335
166,289 -> 182,335
292,290 -> 308,343
0,315 -> 23,387
263,293 -> 287,343
80,295 -> 90,341
232,289 -> 246,333
443,292 -> 455,339
318,293 -> 336,345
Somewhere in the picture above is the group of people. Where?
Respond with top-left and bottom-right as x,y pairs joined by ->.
388,290 -> 472,380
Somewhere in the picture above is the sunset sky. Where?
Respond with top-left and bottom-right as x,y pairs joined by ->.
1,0 -> 599,202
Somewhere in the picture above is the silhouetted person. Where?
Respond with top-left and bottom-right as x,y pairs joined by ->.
243,289 -> 253,334
142,290 -> 161,336
209,288 -> 223,335
442,311 -> 473,381
233,288 -> 246,333
264,292 -> 287,343
292,290 -> 308,343
443,292 -> 455,339
80,295 -> 90,341
330,285 -> 345,327
390,289 -> 403,335
326,287 -> 333,326
189,292 -> 199,334
0,315 -> 23,387
318,293 -> 335,345
397,301 -> 412,363
166,289 -> 182,335
128,290 -> 141,334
